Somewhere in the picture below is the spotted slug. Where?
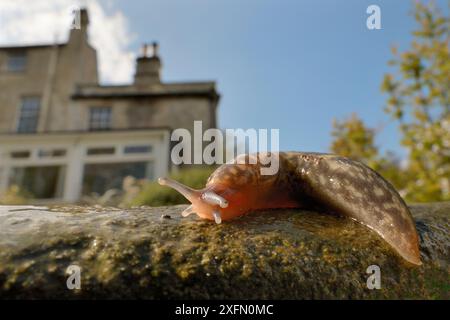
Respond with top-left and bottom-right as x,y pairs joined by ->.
158,152 -> 421,265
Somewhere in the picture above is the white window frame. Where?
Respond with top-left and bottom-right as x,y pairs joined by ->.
0,130 -> 169,203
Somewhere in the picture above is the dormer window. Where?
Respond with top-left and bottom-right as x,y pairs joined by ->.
89,107 -> 112,130
7,51 -> 27,72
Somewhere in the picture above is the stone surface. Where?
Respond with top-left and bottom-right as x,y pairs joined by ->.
0,203 -> 448,299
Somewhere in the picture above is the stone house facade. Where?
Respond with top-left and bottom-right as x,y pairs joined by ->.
0,9 -> 220,202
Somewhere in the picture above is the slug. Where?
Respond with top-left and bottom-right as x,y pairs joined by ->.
158,152 -> 421,265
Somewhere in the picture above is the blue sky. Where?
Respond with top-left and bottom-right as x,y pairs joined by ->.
82,1 -> 448,155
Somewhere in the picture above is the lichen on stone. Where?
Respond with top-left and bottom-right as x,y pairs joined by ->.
0,203 -> 448,299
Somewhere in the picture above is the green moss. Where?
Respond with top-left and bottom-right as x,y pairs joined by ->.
0,203 -> 448,299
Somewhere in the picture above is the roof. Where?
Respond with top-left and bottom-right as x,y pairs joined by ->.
0,43 -> 65,50
72,82 -> 220,100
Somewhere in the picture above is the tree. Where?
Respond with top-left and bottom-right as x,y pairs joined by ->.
330,113 -> 378,166
329,2 -> 448,202
381,1 -> 449,202
330,114 -> 407,193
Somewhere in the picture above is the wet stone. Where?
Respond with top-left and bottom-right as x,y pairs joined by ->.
0,203 -> 448,299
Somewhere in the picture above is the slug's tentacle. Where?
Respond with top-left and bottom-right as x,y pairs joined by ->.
202,192 -> 229,208
213,210 -> 222,224
181,205 -> 195,217
158,152 -> 422,266
157,177 -> 228,222
158,177 -> 199,203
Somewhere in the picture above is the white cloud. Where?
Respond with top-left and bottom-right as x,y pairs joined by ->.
0,0 -> 136,84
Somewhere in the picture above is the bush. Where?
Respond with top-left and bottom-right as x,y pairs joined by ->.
0,185 -> 32,205
130,166 -> 216,207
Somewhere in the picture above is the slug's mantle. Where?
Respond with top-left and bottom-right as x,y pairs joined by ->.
0,203 -> 449,299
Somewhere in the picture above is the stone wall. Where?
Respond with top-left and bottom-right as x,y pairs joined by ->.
0,202 -> 448,299
69,95 -> 215,132
0,29 -> 98,134
0,46 -> 53,133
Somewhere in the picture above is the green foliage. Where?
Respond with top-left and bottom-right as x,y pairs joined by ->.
0,185 -> 33,205
330,113 -> 378,165
331,2 -> 449,203
370,152 -> 408,193
130,166 -> 217,207
381,1 -> 449,202
330,114 -> 408,193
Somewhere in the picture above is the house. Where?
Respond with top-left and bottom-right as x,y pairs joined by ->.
0,8 -> 220,202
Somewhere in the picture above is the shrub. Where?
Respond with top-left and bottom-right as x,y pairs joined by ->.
0,185 -> 32,205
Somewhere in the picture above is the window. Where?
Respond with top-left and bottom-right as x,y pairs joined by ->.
38,149 -> 67,158
9,166 -> 64,199
87,147 -> 115,156
17,97 -> 40,133
89,107 -> 112,130
82,162 -> 148,195
10,151 -> 31,159
7,52 -> 27,72
124,145 -> 152,154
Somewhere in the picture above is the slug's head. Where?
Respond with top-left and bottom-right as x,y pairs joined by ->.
158,177 -> 247,224
158,160 -> 264,223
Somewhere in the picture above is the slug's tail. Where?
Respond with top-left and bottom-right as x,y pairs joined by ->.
293,154 -> 423,266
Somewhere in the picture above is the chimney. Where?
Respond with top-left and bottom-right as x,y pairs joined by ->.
134,42 -> 162,85
68,7 -> 89,44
